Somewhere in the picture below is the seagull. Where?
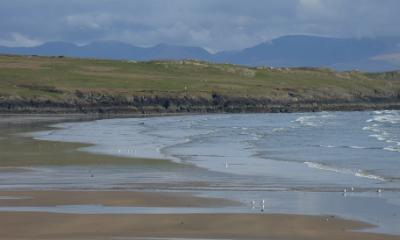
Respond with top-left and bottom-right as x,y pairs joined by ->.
377,189 -> 382,193
225,160 -> 229,168
351,187 -> 355,192
342,188 -> 347,196
261,199 -> 265,212
251,200 -> 256,209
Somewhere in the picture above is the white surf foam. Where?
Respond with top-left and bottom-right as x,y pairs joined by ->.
272,127 -> 288,132
317,144 -> 337,148
367,111 -> 400,124
304,162 -> 385,181
294,113 -> 334,127
383,146 -> 400,152
294,116 -> 318,127
317,145 -> 375,150
347,145 -> 369,149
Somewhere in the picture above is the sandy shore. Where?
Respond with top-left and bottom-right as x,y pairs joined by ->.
0,190 -> 398,240
1,212 -> 399,240
0,190 -> 238,207
0,114 -> 85,125
0,114 -> 184,167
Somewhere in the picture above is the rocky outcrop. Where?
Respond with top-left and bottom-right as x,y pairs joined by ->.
1,91 -> 400,114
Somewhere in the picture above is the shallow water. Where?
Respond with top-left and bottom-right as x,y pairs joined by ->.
2,111 -> 400,234
31,111 -> 400,190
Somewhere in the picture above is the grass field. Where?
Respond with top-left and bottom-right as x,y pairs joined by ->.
0,54 -> 400,112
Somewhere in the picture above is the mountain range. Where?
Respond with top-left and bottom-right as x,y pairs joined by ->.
1,35 -> 400,72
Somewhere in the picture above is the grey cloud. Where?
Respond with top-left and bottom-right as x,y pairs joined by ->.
0,32 -> 41,47
0,0 -> 399,50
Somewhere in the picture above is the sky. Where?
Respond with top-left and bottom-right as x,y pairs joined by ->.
0,0 -> 399,51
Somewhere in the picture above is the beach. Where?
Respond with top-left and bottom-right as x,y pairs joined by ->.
2,211 -> 399,240
0,113 -> 400,239
0,190 -> 398,240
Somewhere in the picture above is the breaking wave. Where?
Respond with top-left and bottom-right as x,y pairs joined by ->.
316,144 -> 381,150
294,113 -> 334,127
304,162 -> 385,181
363,110 -> 400,153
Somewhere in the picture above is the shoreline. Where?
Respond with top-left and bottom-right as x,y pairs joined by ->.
0,115 -> 187,167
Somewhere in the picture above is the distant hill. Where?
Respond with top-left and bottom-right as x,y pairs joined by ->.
214,35 -> 400,71
1,35 -> 400,72
0,41 -> 210,61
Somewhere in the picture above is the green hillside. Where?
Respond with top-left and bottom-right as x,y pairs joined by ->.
0,54 -> 400,113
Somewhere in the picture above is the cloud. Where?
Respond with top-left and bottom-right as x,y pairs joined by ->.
65,14 -> 108,30
299,0 -> 321,9
0,0 -> 399,50
0,32 -> 42,47
297,0 -> 326,17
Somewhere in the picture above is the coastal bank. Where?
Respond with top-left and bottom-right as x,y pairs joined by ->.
1,54 -> 400,114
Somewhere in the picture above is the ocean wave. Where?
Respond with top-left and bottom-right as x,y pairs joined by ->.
367,133 -> 400,153
373,110 -> 394,115
294,116 -> 318,127
346,145 -> 370,149
272,127 -> 288,132
363,111 -> 400,153
362,125 -> 380,132
316,144 -> 380,150
369,133 -> 389,142
294,114 -> 334,127
317,144 -> 336,148
373,110 -> 384,115
383,146 -> 400,152
367,112 -> 400,124
304,162 -> 385,181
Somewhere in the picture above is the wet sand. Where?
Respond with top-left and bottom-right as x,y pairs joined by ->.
1,212 -> 400,240
0,114 -> 85,125
0,114 -> 181,167
0,190 -> 399,240
0,190 -> 238,207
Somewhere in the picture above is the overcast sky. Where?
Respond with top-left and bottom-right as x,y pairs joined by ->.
0,0 -> 399,51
